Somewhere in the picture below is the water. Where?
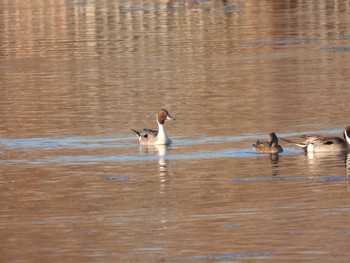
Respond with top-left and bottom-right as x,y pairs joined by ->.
1,0 -> 350,262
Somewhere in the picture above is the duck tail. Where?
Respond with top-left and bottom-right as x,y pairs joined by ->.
252,140 -> 260,148
131,129 -> 141,137
280,137 -> 308,150
280,137 -> 296,144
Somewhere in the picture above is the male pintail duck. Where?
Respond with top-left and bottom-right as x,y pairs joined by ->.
286,126 -> 350,153
253,132 -> 283,154
131,109 -> 175,145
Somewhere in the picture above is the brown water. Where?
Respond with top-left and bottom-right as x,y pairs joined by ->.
1,0 -> 350,262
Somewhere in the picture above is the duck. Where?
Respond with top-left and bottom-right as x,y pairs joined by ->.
131,109 -> 175,145
253,132 -> 283,154
287,126 -> 350,153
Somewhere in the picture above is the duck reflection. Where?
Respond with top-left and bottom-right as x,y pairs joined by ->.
305,150 -> 348,164
346,153 -> 350,190
254,153 -> 281,177
305,151 -> 350,189
138,145 -> 171,191
270,153 -> 280,176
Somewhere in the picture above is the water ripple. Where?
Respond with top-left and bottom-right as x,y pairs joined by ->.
167,251 -> 274,261
104,176 -> 131,181
231,176 -> 349,183
241,39 -> 308,47
0,137 -> 128,150
320,46 -> 350,52
0,128 -> 344,150
120,3 -> 242,13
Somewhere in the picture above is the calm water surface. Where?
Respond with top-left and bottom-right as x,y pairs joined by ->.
1,0 -> 350,262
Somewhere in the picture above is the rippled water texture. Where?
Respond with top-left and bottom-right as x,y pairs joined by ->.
1,0 -> 350,262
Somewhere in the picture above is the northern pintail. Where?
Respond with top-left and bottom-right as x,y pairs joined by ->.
253,132 -> 283,154
288,126 -> 350,153
131,109 -> 175,145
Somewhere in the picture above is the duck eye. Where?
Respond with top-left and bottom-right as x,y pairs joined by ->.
143,134 -> 148,138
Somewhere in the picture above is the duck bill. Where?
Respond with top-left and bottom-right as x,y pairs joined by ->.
167,115 -> 175,121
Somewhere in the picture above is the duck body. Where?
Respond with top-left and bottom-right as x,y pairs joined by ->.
132,109 -> 175,146
253,132 -> 283,154
288,127 -> 350,153
283,126 -> 350,153
296,135 -> 348,153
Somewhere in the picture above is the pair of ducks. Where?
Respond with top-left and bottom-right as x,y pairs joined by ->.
132,109 -> 350,154
253,129 -> 350,154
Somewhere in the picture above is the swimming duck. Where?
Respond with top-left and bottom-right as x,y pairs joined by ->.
131,109 -> 175,145
290,126 -> 350,153
253,132 -> 283,154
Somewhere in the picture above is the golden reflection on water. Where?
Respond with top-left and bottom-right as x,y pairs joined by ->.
1,0 -> 350,262
0,0 -> 350,138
